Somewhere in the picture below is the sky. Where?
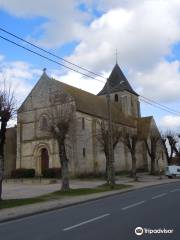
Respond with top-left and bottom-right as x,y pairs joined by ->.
0,0 -> 180,131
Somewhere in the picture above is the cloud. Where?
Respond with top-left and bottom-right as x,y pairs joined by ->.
132,60 -> 180,103
1,0 -> 180,72
0,56 -> 41,106
51,69 -> 104,94
64,1 -> 180,104
0,0 -> 90,47
160,115 -> 180,130
1,0 -> 180,106
0,54 -> 4,62
68,0 -> 180,74
1,0 -> 180,57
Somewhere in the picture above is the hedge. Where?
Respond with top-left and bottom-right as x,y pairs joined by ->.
11,168 -> 35,178
42,168 -> 61,178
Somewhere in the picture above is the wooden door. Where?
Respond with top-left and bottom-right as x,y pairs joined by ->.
41,148 -> 49,173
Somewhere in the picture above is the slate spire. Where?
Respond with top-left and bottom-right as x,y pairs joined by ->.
98,64 -> 138,96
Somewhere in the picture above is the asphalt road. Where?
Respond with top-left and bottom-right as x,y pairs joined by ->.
0,182 -> 180,240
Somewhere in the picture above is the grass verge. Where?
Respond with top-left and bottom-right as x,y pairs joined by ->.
0,184 -> 131,210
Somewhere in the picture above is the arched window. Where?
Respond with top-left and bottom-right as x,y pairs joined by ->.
114,94 -> 118,102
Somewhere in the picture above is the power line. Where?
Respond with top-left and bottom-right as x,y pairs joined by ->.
0,27 -> 106,80
140,95 -> 180,115
0,34 -> 105,84
140,98 -> 180,115
101,81 -> 180,116
140,98 -> 180,116
0,28 -> 180,116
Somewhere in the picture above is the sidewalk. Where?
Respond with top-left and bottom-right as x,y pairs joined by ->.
0,174 -> 180,223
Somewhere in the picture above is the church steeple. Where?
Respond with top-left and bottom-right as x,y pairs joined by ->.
98,64 -> 140,117
98,64 -> 138,96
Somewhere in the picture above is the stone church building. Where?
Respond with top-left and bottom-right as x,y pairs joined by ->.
16,64 -> 167,176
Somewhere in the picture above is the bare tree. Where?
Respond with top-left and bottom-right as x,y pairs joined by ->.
161,130 -> 180,164
0,86 -> 15,200
170,134 -> 180,164
161,132 -> 172,165
121,130 -> 139,180
96,120 -> 121,185
144,131 -> 160,175
161,130 -> 176,164
49,94 -> 75,191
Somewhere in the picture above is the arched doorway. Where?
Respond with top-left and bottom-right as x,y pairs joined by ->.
41,148 -> 49,173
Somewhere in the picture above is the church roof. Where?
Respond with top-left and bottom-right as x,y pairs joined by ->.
137,116 -> 153,138
137,116 -> 162,142
55,79 -> 135,127
98,64 -> 138,96
18,70 -> 136,127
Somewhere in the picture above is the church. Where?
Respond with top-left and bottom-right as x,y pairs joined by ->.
15,64 -> 167,176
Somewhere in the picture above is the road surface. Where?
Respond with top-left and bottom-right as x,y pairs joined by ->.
0,182 -> 180,240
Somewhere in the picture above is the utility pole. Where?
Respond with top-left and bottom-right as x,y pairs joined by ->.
106,78 -> 115,187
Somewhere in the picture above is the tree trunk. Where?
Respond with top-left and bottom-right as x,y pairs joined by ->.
61,159 -> 69,191
0,120 -> 7,200
150,157 -> 156,175
106,156 -> 115,187
131,153 -> 137,181
0,176 -> 2,201
0,155 -> 3,200
108,152 -> 115,188
105,151 -> 109,183
0,147 -> 4,201
109,161 -> 115,188
58,141 -> 70,191
106,155 -> 111,186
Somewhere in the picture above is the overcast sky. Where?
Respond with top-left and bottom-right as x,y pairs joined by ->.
0,0 -> 180,130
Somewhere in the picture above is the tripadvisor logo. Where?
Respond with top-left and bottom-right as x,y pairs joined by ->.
135,227 -> 143,236
135,226 -> 174,236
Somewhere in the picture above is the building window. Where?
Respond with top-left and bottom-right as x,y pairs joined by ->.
82,117 -> 85,130
83,148 -> 86,157
114,94 -> 118,102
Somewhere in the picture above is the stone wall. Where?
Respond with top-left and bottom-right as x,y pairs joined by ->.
16,72 -> 159,177
99,90 -> 140,118
18,106 -> 145,177
73,112 -> 147,175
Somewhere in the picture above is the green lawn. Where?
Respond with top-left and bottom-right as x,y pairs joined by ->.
0,184 -> 131,210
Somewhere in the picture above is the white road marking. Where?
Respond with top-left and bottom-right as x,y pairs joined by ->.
121,201 -> 145,210
63,213 -> 110,231
170,188 -> 180,193
152,193 -> 167,199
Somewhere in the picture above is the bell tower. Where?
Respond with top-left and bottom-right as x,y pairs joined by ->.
98,64 -> 140,117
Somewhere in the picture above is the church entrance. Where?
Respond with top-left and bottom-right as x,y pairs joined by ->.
41,148 -> 49,173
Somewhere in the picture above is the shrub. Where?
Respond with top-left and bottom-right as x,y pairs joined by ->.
42,168 -> 61,178
11,168 -> 35,178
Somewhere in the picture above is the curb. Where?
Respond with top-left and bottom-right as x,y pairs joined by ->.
0,179 -> 180,224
